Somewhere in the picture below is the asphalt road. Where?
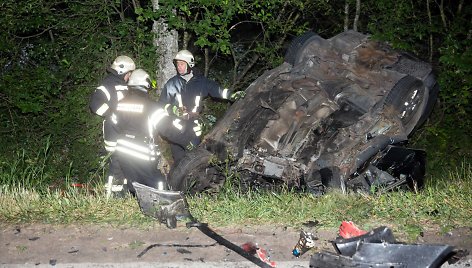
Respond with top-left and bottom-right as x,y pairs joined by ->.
2,259 -> 471,267
1,223 -> 470,268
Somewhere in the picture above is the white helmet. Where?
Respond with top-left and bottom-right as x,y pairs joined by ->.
174,50 -> 195,68
111,55 -> 136,75
128,69 -> 150,89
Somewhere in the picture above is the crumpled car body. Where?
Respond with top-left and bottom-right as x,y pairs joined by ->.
169,30 -> 439,194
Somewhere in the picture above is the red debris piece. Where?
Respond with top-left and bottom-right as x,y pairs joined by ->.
241,242 -> 258,255
256,247 -> 277,267
241,242 -> 277,267
339,221 -> 368,239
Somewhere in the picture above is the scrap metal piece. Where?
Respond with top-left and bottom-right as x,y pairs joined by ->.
333,226 -> 395,257
313,223 -> 456,267
310,243 -> 454,268
309,250 -> 405,268
132,182 -> 188,228
352,242 -> 454,268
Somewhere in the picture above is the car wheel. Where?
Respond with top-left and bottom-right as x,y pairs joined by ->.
284,31 -> 319,65
168,148 -> 218,193
383,75 -> 428,136
412,81 -> 439,133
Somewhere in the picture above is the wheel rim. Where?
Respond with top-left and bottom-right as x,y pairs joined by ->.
399,85 -> 424,126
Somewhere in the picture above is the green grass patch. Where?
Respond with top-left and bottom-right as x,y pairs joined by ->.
0,186 -> 151,226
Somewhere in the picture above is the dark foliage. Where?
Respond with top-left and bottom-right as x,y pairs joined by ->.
0,0 -> 470,189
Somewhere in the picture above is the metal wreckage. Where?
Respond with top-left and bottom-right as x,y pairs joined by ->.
132,31 -> 461,267
167,30 -> 438,195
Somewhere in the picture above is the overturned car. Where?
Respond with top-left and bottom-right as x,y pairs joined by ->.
169,30 -> 439,195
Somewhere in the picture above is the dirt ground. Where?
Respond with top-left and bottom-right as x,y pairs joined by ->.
1,222 -> 471,267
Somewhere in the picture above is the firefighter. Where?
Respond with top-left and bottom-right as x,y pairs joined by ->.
89,55 -> 136,196
90,55 -> 136,151
158,50 -> 241,165
110,69 -> 200,196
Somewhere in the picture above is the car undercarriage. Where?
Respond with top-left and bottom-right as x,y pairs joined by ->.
168,30 -> 439,195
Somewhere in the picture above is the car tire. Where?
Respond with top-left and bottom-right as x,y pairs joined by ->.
168,148 -> 214,192
386,53 -> 440,134
284,31 -> 319,65
383,75 -> 429,136
412,81 -> 439,133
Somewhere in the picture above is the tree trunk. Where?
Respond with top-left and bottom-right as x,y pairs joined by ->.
152,0 -> 178,90
183,31 -> 190,50
457,0 -> 463,14
344,2 -> 349,31
353,0 -> 360,31
427,0 -> 433,62
438,0 -> 448,29
204,47 -> 210,77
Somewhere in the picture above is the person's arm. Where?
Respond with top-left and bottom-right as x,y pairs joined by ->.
148,107 -> 198,148
204,77 -> 244,101
205,78 -> 231,100
89,84 -> 112,117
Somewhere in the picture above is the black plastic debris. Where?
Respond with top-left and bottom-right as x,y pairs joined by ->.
332,226 -> 395,257
310,226 -> 455,268
310,251 -> 407,268
310,251 -> 405,268
352,242 -> 454,267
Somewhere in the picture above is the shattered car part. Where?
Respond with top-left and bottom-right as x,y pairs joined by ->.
310,251 -> 406,268
132,182 -> 188,228
241,240 -> 278,267
338,221 -> 368,239
169,30 -> 438,194
311,225 -> 455,268
333,226 -> 396,257
293,231 -> 318,257
351,242 -> 454,267
133,182 -> 276,267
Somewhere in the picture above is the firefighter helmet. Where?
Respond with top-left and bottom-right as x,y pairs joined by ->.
128,69 -> 150,89
111,55 -> 136,75
174,50 -> 195,68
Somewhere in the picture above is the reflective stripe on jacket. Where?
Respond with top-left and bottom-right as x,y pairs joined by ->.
89,69 -> 128,118
113,90 -> 197,161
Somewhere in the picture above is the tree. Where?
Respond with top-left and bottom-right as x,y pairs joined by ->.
149,0 -> 336,89
151,0 -> 178,89
0,0 -> 157,181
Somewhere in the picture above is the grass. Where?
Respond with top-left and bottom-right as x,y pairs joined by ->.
0,186 -> 151,226
1,145 -> 471,242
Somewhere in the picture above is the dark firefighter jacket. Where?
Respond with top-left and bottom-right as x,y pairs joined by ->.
89,68 -> 128,118
112,88 -> 196,162
158,71 -> 230,117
